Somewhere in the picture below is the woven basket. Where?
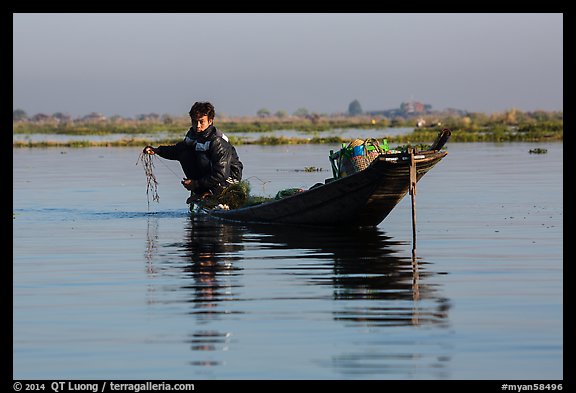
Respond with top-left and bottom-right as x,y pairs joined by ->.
339,138 -> 385,177
342,154 -> 371,174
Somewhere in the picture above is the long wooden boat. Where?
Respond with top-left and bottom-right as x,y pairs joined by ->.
200,130 -> 451,228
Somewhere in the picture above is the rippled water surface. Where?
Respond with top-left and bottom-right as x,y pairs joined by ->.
13,142 -> 563,379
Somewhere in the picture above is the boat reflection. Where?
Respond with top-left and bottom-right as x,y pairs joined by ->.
147,216 -> 451,373
174,217 -> 450,328
241,222 -> 450,328
236,222 -> 452,377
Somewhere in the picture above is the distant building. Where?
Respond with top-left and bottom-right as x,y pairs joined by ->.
365,101 -> 467,120
400,101 -> 427,114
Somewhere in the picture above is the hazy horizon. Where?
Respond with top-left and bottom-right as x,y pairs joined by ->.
13,13 -> 563,118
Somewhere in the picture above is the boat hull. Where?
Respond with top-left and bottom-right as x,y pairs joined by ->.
205,150 -> 448,227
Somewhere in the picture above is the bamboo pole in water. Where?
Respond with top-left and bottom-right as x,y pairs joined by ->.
409,148 -> 417,253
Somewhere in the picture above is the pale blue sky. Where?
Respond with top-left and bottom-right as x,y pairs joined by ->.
13,13 -> 563,117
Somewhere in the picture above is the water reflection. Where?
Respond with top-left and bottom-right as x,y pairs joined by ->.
240,224 -> 451,377
144,215 -> 243,365
171,218 -> 449,326
243,223 -> 450,328
145,215 -> 159,275
179,218 -> 244,321
147,216 -> 450,375
179,218 -> 244,365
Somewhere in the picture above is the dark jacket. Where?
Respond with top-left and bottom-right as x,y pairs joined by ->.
155,125 -> 243,195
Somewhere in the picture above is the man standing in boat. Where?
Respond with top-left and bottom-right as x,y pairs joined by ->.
143,101 -> 243,204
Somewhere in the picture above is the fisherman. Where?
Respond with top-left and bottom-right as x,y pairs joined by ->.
143,101 -> 243,204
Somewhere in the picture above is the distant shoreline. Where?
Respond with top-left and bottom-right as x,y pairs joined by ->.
12,128 -> 562,148
13,111 -> 563,147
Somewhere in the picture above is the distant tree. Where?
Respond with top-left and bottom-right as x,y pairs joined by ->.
379,117 -> 391,128
348,100 -> 363,116
136,113 -> 160,121
504,108 -> 519,125
161,114 -> 174,124
306,113 -> 320,124
275,110 -> 288,118
13,109 -> 27,121
469,112 -> 489,127
257,108 -> 271,118
81,112 -> 106,122
390,116 -> 408,127
31,113 -> 51,122
531,110 -> 561,122
53,112 -> 72,123
293,108 -> 309,117
461,116 -> 472,128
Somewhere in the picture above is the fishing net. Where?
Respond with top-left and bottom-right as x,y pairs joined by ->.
200,180 -> 251,210
218,181 -> 250,209
137,152 -> 160,207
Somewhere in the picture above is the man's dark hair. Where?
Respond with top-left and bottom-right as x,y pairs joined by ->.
189,102 -> 215,121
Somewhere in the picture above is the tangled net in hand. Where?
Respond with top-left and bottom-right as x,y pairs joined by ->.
137,152 -> 160,207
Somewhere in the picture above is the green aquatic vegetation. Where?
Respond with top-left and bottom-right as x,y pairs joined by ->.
13,121 -> 563,148
529,148 -> 548,154
243,195 -> 275,206
303,166 -> 323,172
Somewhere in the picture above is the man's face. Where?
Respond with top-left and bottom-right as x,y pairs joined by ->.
192,114 -> 213,132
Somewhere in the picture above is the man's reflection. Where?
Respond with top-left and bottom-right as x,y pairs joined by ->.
178,217 -> 245,362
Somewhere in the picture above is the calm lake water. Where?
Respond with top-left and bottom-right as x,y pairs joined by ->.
13,142 -> 563,380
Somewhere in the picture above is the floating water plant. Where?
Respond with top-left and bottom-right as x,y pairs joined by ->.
529,148 -> 548,154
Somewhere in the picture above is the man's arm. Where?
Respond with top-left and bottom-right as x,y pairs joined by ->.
144,141 -> 186,161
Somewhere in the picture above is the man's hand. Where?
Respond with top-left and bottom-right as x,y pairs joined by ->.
143,146 -> 156,155
181,178 -> 196,191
